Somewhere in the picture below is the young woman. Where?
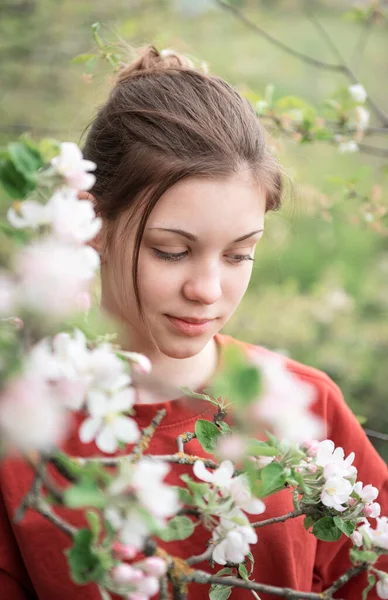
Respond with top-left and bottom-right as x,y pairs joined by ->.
0,46 -> 387,600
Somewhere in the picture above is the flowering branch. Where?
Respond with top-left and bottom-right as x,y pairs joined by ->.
252,508 -> 304,528
129,408 -> 167,463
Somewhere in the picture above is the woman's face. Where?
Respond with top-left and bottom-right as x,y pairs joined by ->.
102,169 -> 266,358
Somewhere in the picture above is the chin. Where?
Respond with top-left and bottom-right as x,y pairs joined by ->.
157,335 -> 211,360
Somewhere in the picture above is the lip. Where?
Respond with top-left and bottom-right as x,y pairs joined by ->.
165,315 -> 216,336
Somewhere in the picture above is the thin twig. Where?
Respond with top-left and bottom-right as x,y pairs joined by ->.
252,509 -> 304,528
214,0 -> 388,126
351,11 -> 376,74
187,544 -> 214,566
176,432 -> 196,453
189,570 -> 324,599
323,563 -> 369,596
365,428 -> 388,442
303,7 -> 388,126
213,0 -> 343,72
130,408 -> 167,463
159,575 -> 170,600
76,453 -> 219,469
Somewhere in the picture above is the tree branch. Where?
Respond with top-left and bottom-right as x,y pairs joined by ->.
252,508 -> 304,528
351,10 -> 376,74
214,0 -> 388,127
75,453 -> 219,469
189,569 -> 324,599
324,562 -> 369,596
130,408 -> 166,463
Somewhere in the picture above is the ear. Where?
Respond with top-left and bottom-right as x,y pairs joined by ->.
77,191 -> 106,262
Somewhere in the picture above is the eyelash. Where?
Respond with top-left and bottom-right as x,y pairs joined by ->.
152,248 -> 255,264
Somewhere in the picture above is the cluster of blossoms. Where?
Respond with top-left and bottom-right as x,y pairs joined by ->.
105,460 -> 180,550
0,327 -> 152,453
299,439 -> 381,517
337,83 -> 370,154
0,143 -> 151,455
110,553 -> 168,600
3,143 -> 101,318
246,350 -> 324,444
192,460 -> 265,565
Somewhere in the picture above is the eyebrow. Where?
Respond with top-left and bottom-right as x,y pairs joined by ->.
148,228 -> 264,243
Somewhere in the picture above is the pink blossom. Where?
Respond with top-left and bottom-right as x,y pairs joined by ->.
15,237 -> 99,318
351,530 -> 363,547
111,564 -> 143,585
217,435 -> 246,462
51,142 -> 96,191
112,541 -> 138,561
0,374 -> 69,452
142,557 -> 167,577
247,351 -> 323,443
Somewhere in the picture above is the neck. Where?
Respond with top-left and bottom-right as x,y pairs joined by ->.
99,303 -> 220,404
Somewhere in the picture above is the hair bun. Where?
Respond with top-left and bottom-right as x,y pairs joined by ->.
116,45 -> 197,84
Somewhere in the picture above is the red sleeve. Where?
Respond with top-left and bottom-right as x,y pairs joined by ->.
311,379 -> 388,599
0,488 -> 37,599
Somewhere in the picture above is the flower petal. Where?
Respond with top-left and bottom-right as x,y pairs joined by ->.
193,460 -> 214,483
79,416 -> 101,443
110,388 -> 136,413
113,416 -> 140,444
96,424 -> 117,453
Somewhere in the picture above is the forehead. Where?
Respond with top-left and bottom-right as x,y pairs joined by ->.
147,171 -> 266,237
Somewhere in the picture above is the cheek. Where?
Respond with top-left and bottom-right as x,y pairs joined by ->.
224,266 -> 253,304
137,257 -> 182,306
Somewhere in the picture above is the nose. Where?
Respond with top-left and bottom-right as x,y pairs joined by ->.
182,261 -> 222,305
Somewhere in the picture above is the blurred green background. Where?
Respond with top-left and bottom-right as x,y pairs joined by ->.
1,0 -> 387,458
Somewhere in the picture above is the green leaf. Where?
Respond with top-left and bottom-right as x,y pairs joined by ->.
333,516 -> 355,537
218,421 -> 232,435
0,161 -> 35,199
210,345 -> 261,407
195,419 -> 221,454
256,462 -> 287,498
72,53 -> 97,64
158,516 -> 195,542
350,548 -> 378,565
362,573 -> 376,600
9,142 -> 42,176
173,486 -> 196,506
312,517 -> 342,542
64,479 -> 106,509
209,585 -> 232,600
86,510 -> 101,542
238,563 -> 249,581
84,56 -> 99,74
66,529 -> 105,585
246,551 -> 255,575
246,439 -> 278,457
304,516 -> 314,531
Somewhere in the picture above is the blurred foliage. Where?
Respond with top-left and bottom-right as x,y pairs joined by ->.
0,0 -> 387,458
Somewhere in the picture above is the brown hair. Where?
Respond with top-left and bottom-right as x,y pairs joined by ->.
82,45 -> 282,312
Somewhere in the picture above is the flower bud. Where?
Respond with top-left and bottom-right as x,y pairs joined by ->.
112,541 -> 138,561
111,564 -> 143,585
142,557 -> 167,577
351,530 -> 363,547
137,575 -> 159,596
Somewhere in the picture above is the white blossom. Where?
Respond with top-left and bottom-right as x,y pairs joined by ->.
349,83 -> 367,104
338,140 -> 359,153
316,440 -> 357,480
212,508 -> 258,565
7,200 -> 51,230
247,351 -> 323,443
321,476 -> 353,511
46,189 -> 102,244
15,237 -> 100,318
228,475 -> 266,515
193,459 -> 234,489
0,374 -> 69,452
359,517 -> 388,551
51,142 -> 96,191
79,387 -> 139,453
0,273 -> 17,316
105,460 -> 180,550
354,106 -> 370,131
354,481 -> 379,504
377,574 -> 388,599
